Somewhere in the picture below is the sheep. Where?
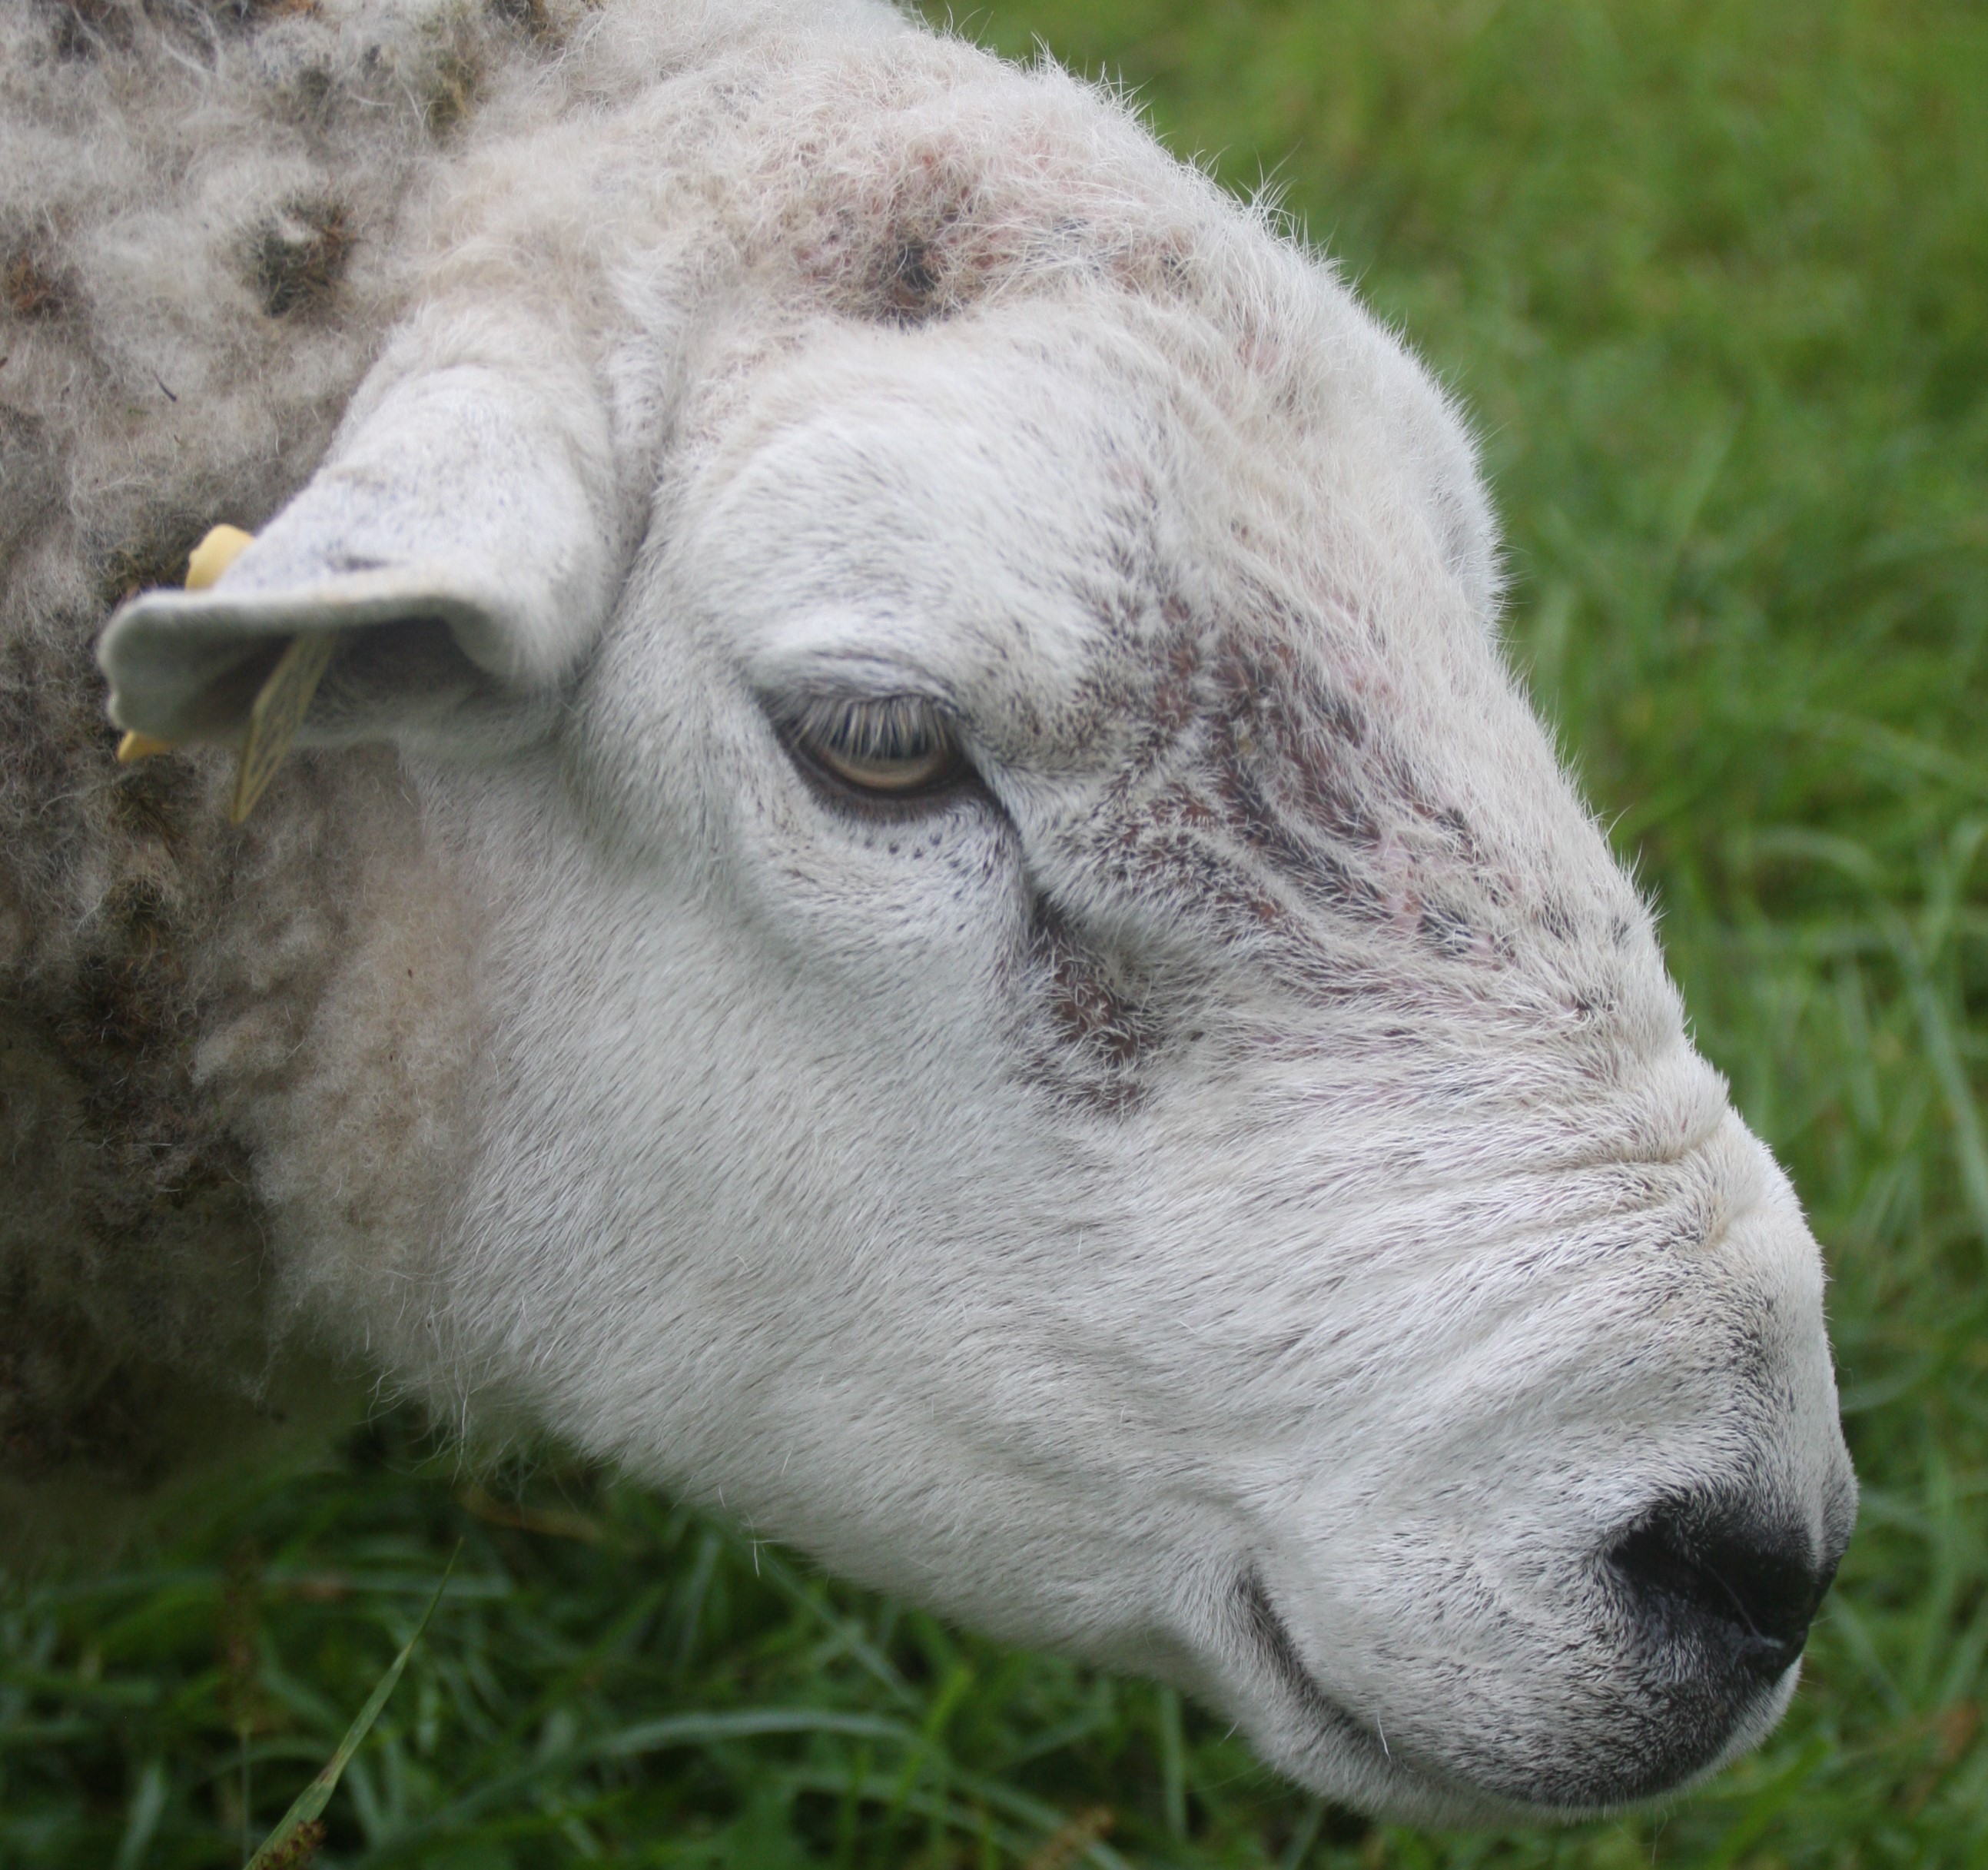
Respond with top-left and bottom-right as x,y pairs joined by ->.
0,0 -> 1855,1823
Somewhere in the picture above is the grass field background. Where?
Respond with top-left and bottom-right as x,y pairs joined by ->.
6,0 -> 1987,1863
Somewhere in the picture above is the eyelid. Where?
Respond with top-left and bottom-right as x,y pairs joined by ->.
745,635 -> 954,702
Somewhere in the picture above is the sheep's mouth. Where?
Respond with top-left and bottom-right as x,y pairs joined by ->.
1230,1570 -> 1526,1824
1233,1569 -> 1356,1735
1231,1572 -> 1444,1793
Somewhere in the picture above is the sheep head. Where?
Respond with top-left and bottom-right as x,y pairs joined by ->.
97,24 -> 1853,1824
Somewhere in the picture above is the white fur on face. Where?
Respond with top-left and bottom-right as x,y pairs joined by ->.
386,302 -> 1855,1821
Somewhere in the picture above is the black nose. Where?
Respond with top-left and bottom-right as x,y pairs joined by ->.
1609,1501 -> 1834,1678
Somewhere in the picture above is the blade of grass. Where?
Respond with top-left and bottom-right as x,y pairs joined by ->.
1157,1686 -> 1187,1838
111,1758 -> 167,1870
244,1545 -> 459,1870
1278,1798 -> 1325,1870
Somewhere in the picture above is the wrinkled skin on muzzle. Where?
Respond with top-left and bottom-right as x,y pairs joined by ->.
387,303 -> 1853,1822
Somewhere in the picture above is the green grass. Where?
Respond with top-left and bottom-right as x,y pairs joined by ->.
7,0 -> 1987,1862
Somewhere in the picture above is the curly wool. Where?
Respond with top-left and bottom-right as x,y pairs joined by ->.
0,0 -> 456,1492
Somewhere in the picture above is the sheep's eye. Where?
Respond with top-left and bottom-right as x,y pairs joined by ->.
782,693 -> 967,799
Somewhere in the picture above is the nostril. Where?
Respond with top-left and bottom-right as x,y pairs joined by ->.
1610,1504 -> 1831,1676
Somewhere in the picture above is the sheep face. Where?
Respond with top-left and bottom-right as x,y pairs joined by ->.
97,139 -> 1853,1836
417,302 -> 1850,1819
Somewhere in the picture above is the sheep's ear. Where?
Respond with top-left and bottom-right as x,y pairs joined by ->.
99,339 -> 622,820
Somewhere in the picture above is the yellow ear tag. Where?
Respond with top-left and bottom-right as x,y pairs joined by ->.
115,523 -> 260,766
185,523 -> 256,592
